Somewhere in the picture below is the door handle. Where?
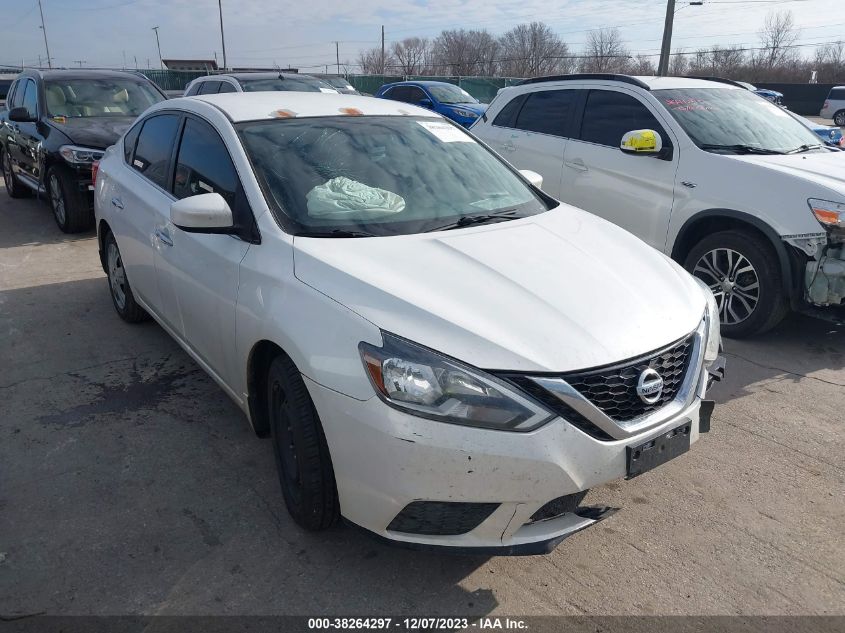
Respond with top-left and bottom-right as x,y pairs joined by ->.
565,159 -> 588,172
155,227 -> 173,247
111,197 -> 124,209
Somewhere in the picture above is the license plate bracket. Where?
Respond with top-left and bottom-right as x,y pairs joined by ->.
626,421 -> 691,479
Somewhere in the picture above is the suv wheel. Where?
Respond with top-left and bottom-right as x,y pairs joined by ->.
834,110 -> 845,127
2,148 -> 31,198
267,354 -> 339,531
684,230 -> 788,338
47,165 -> 92,233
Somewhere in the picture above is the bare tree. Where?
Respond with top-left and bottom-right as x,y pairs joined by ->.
580,28 -> 629,73
754,10 -> 800,70
814,40 -> 845,83
430,29 -> 499,75
357,46 -> 394,74
669,49 -> 689,76
497,22 -> 573,78
391,37 -> 429,75
688,45 -> 747,78
629,54 -> 655,76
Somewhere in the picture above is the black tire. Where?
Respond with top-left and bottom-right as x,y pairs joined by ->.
684,229 -> 789,338
2,147 -> 31,198
46,164 -> 92,233
104,231 -> 149,323
267,354 -> 339,531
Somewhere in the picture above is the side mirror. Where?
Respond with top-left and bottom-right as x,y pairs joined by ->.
620,129 -> 663,155
170,193 -> 234,233
519,169 -> 543,190
9,107 -> 36,123
419,98 -> 433,109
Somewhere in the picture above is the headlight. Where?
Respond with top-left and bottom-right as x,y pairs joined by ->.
808,198 -> 845,229
359,333 -> 554,431
59,145 -> 104,165
694,277 -> 722,365
452,108 -> 478,119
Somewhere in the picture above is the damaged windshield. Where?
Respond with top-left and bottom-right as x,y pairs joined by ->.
238,116 -> 549,236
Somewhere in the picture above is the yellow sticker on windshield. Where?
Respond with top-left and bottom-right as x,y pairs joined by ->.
51,116 -> 67,124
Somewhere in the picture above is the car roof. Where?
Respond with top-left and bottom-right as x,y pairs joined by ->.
385,80 -> 459,88
208,72 -> 321,81
172,92 -> 436,122
519,74 -> 744,91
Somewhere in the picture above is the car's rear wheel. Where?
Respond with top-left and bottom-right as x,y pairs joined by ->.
834,110 -> 845,127
2,148 -> 31,198
684,229 -> 788,338
105,231 -> 149,323
47,165 -> 92,233
267,354 -> 339,531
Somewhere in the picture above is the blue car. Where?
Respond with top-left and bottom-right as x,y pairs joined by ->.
375,80 -> 487,127
789,111 -> 844,149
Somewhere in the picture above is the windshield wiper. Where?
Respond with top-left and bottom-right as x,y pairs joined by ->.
297,229 -> 377,238
699,143 -> 785,155
425,210 -> 522,233
786,143 -> 825,154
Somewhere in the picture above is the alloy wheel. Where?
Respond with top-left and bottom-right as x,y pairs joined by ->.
835,112 -> 845,127
49,174 -> 66,226
107,241 -> 127,310
271,381 -> 302,506
693,248 -> 760,326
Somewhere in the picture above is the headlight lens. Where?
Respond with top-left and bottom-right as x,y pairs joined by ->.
452,108 -> 478,118
694,277 -> 722,364
808,198 -> 845,229
359,333 -> 554,431
59,145 -> 104,165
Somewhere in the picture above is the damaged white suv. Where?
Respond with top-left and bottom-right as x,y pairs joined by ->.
95,93 -> 723,554
472,75 -> 845,337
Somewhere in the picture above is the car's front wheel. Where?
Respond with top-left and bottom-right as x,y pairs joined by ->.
2,148 -> 31,198
104,231 -> 149,323
684,229 -> 788,338
47,165 -> 92,233
834,110 -> 845,127
267,354 -> 339,531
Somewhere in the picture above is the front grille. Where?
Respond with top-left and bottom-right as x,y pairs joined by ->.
562,334 -> 695,422
387,501 -> 499,536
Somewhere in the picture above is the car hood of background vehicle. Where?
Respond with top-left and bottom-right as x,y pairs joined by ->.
293,207 -> 705,373
734,150 -> 845,196
49,116 -> 135,150
447,102 -> 487,115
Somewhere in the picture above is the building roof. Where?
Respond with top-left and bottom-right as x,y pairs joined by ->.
173,92 -> 434,122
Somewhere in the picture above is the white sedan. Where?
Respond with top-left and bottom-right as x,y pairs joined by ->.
94,92 -> 723,554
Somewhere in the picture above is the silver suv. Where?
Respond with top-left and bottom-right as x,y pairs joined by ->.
820,86 -> 845,126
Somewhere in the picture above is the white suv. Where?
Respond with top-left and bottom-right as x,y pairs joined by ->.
472,75 -> 845,337
94,93 -> 722,553
820,86 -> 845,127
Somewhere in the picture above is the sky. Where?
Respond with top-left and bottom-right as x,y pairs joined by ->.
1,0 -> 842,73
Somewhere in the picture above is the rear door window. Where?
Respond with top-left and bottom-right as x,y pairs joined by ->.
217,82 -> 236,93
492,94 -> 526,128
404,86 -> 428,104
197,81 -> 220,95
132,113 -> 181,190
123,121 -> 142,164
514,90 -> 577,137
829,88 -> 845,100
386,86 -> 410,102
579,90 -> 670,148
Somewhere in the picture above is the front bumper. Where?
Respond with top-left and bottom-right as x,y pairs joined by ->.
304,360 -> 716,554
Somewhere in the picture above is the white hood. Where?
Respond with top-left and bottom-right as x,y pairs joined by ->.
293,206 -> 706,373
733,150 -> 845,198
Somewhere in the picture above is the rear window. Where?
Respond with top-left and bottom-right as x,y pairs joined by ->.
828,88 -> 845,101
240,77 -> 324,93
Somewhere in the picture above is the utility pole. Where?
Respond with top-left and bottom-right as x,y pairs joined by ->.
381,25 -> 385,74
658,0 -> 676,76
134,55 -> 138,69
37,0 -> 52,68
122,50 -> 127,69
218,0 -> 227,71
73,60 -> 86,68
335,41 -> 340,75
152,26 -> 163,69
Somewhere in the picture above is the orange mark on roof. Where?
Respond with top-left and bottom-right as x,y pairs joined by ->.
271,109 -> 297,118
339,107 -> 363,116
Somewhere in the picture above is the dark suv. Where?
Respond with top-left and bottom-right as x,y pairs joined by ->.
1,69 -> 166,232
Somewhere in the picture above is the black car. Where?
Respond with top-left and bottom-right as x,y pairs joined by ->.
0,69 -> 166,232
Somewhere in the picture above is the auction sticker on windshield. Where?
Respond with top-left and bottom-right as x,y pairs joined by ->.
417,120 -> 473,142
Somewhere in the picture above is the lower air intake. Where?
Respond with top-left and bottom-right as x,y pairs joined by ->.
387,501 -> 499,536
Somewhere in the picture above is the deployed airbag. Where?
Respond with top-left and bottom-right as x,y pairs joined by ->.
306,177 -> 405,219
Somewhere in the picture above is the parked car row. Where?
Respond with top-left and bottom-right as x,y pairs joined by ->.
4,69 -> 843,555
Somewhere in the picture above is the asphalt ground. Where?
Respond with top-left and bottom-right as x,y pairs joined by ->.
0,182 -> 843,617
